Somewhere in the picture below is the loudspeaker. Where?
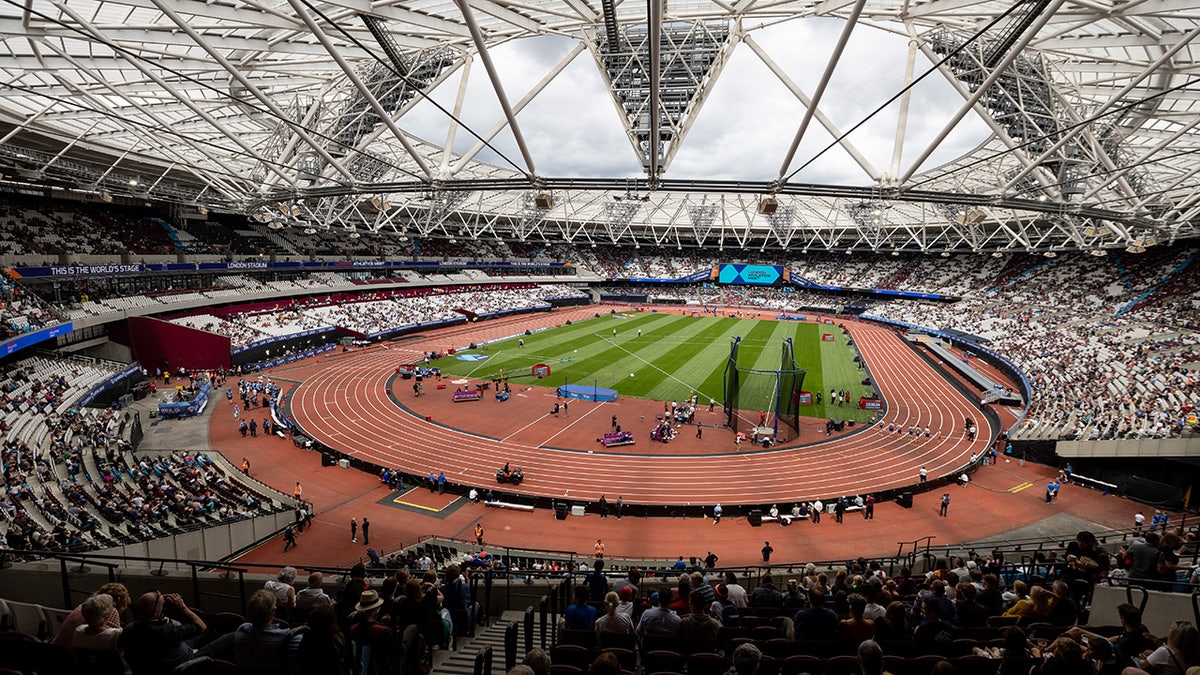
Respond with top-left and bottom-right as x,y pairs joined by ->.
321,453 -> 337,467
896,492 -> 913,509
554,502 -> 569,520
748,509 -> 763,527
757,197 -> 779,215
534,192 -> 554,210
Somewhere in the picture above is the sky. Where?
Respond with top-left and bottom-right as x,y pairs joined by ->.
400,17 -> 992,186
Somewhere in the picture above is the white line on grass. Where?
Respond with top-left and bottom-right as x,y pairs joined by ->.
599,335 -> 715,399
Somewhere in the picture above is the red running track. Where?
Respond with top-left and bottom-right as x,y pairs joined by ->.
288,314 -> 991,506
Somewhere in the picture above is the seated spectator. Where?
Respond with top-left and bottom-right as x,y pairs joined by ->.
794,585 -> 838,641
679,590 -> 720,641
839,593 -> 876,642
636,587 -> 680,641
730,642 -> 762,675
1032,636 -> 1097,675
1004,585 -> 1055,623
208,589 -> 303,674
874,600 -> 911,642
265,566 -> 298,619
1127,620 -> 1200,675
53,582 -> 129,647
564,584 -> 597,631
913,597 -> 955,645
857,639 -> 888,675
296,572 -> 333,618
749,573 -> 784,609
120,591 -> 208,675
72,594 -> 122,652
294,605 -> 351,675
594,591 -> 634,634
349,590 -> 396,675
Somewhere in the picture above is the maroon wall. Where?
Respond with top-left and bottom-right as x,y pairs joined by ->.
109,316 -> 232,371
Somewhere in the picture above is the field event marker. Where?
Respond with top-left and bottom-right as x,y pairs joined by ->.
1008,482 -> 1034,493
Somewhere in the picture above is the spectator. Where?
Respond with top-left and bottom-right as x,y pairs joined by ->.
72,593 -> 122,652
120,591 -> 208,675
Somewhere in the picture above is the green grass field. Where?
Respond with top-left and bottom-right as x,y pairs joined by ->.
430,312 -> 875,422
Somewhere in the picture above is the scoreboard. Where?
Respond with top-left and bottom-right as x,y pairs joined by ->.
714,264 -> 789,286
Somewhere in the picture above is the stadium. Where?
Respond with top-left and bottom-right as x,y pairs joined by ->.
0,0 -> 1198,674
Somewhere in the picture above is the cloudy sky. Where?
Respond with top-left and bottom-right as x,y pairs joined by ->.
401,17 -> 991,186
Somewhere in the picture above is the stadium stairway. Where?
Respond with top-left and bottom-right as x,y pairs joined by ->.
433,609 -> 525,675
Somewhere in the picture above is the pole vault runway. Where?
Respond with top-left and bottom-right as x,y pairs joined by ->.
288,313 -> 990,506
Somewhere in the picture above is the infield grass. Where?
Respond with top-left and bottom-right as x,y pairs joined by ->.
429,311 -> 875,422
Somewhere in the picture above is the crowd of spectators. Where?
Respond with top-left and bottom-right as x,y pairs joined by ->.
0,273 -> 57,339
166,284 -> 587,348
0,196 -> 175,256
870,249 -> 1199,441
17,521 -> 1197,675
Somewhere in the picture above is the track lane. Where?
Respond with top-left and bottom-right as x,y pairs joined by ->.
290,315 -> 992,505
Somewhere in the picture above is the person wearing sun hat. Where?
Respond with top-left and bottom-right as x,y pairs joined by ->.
349,589 -> 396,674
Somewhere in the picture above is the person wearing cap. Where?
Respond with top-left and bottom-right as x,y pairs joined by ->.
710,583 -> 741,627
594,591 -> 635,634
615,585 -> 636,618
349,589 -> 396,675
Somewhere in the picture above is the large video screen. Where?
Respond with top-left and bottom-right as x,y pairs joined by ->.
716,264 -> 788,285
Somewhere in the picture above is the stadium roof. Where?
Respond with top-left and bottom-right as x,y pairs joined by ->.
1,0 -> 1199,254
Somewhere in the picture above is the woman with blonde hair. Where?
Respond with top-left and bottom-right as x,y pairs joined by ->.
593,591 -> 634,634
1004,584 -> 1055,622
1127,621 -> 1200,675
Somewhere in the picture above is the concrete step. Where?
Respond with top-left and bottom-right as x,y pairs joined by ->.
432,610 -> 526,675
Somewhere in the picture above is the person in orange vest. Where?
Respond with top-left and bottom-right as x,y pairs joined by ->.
474,523 -> 484,545
594,539 -> 605,559
241,458 -> 250,475
294,482 -> 302,501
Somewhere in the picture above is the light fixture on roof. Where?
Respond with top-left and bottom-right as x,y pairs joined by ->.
348,231 -> 361,239
267,221 -> 284,230
940,251 -> 950,257
991,251 -> 1004,258
303,227 -> 317,235
891,251 -> 900,256
1088,249 -> 1107,256
1037,194 -> 1048,202
128,178 -> 138,187
197,205 -> 208,216
100,191 -> 113,203
1043,250 -> 1057,258
534,192 -> 554,210
1126,244 -> 1146,253
590,243 -> 596,248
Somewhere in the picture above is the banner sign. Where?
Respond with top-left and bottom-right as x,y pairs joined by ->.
859,397 -> 883,410
232,326 -> 338,355
79,364 -> 141,408
3,322 -> 73,356
822,333 -> 835,342
798,391 -> 813,405
8,259 -> 570,278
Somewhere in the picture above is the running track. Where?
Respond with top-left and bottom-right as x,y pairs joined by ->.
288,313 -> 991,506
